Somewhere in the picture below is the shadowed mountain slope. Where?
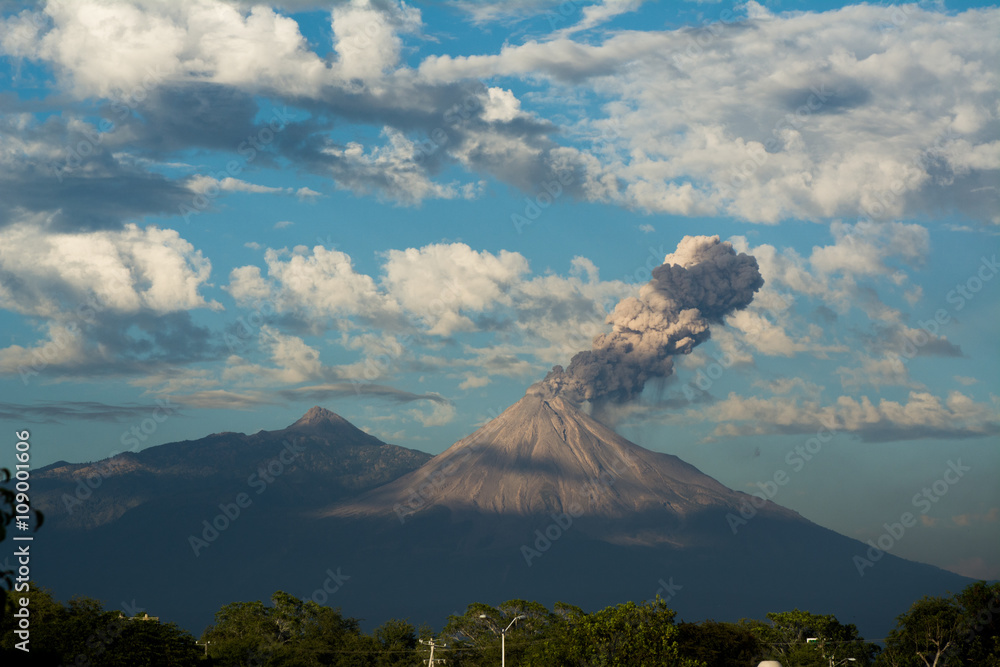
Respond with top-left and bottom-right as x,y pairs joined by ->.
32,406 -> 432,531
25,401 -> 971,641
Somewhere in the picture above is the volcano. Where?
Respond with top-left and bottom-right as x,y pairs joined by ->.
316,391 -> 969,638
328,389 -> 802,546
28,399 -> 970,639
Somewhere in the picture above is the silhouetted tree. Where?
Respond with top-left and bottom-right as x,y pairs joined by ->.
445,597 -> 704,666
201,590 -> 375,666
563,597 -> 704,666
0,466 -> 43,590
747,608 -> 878,666
879,582 -> 1000,667
1,585 -> 199,666
373,618 -> 419,666
676,619 -> 762,667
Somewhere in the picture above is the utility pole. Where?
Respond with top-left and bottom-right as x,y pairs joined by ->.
420,637 -> 447,666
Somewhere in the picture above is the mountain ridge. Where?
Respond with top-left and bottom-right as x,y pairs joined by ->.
31,406 -> 432,531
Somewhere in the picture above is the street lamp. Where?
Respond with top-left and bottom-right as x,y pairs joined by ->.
831,658 -> 857,666
480,614 -> 526,667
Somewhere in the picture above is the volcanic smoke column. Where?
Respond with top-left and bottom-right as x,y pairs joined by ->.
533,235 -> 763,404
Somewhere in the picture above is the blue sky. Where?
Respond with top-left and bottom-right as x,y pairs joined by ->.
0,0 -> 997,582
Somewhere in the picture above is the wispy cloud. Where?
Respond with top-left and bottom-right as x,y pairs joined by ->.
0,400 -> 180,423
699,391 -> 1000,443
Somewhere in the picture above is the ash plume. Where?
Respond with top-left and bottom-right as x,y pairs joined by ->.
531,235 -> 763,404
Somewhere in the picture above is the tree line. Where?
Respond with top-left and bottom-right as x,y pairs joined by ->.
1,581 -> 998,666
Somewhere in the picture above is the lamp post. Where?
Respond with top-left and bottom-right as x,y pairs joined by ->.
831,658 -> 857,667
480,613 -> 526,667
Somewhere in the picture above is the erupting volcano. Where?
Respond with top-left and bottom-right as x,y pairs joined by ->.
27,236 -> 972,638
329,389 -> 802,548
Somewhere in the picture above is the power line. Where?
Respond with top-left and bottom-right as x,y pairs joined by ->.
419,637 -> 448,666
